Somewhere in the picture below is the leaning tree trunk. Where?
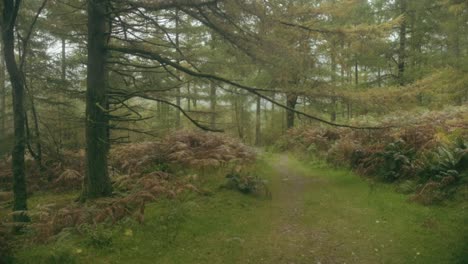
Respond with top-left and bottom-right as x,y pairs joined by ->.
83,0 -> 112,199
2,0 -> 30,224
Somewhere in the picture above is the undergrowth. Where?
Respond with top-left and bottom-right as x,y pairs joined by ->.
0,130 -> 258,260
276,106 -> 468,204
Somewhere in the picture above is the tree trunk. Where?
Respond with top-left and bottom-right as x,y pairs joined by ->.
174,9 -> 181,128
25,78 -> 45,176
192,84 -> 197,109
2,0 -> 30,224
58,37 -> 66,153
377,67 -> 381,87
210,82 -> 216,128
0,35 -> 5,138
255,96 -> 261,146
330,45 -> 337,122
286,93 -> 297,129
397,0 -> 407,86
176,88 -> 181,128
186,82 -> 191,111
233,91 -> 243,140
354,59 -> 359,87
83,0 -> 112,199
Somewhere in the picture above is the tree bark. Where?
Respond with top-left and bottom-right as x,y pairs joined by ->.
1,0 -> 30,224
83,0 -> 113,199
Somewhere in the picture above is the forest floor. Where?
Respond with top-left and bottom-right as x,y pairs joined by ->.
13,154 -> 468,264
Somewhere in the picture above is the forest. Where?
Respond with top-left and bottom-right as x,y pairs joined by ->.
0,0 -> 467,263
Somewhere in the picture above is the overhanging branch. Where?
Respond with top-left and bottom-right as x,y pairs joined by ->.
108,44 -> 392,130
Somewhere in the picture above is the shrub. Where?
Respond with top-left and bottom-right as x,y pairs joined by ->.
81,224 -> 114,249
110,130 -> 256,173
421,141 -> 468,183
164,130 -> 256,169
326,136 -> 359,167
371,140 -> 418,182
224,172 -> 271,198
52,169 -> 83,191
396,180 -> 419,194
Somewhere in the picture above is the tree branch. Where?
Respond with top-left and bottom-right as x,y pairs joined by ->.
114,0 -> 218,12
108,44 -> 392,130
19,0 -> 48,71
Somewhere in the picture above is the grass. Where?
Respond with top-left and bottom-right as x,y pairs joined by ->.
8,154 -> 468,263
12,160 -> 276,264
289,156 -> 468,264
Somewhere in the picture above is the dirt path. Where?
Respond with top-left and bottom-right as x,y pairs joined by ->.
258,155 -> 340,264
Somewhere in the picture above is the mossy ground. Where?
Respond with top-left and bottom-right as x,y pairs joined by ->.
9,154 -> 468,264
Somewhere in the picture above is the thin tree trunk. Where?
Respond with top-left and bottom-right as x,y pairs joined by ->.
186,82 -> 191,111
330,45 -> 337,122
157,101 -> 161,124
0,36 -> 5,138
175,87 -> 181,128
397,0 -> 407,86
174,9 -> 181,128
286,93 -> 297,129
58,37 -> 66,153
255,96 -> 261,146
377,67 -> 381,87
270,93 -> 276,131
354,59 -> 359,87
192,84 -> 197,109
2,0 -> 30,224
210,82 -> 216,128
234,92 -> 243,139
83,0 -> 113,199
25,78 -> 45,176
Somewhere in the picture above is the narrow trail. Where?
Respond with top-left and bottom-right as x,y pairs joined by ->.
255,155 -> 342,264
268,155 -> 319,263
251,155 -> 467,264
